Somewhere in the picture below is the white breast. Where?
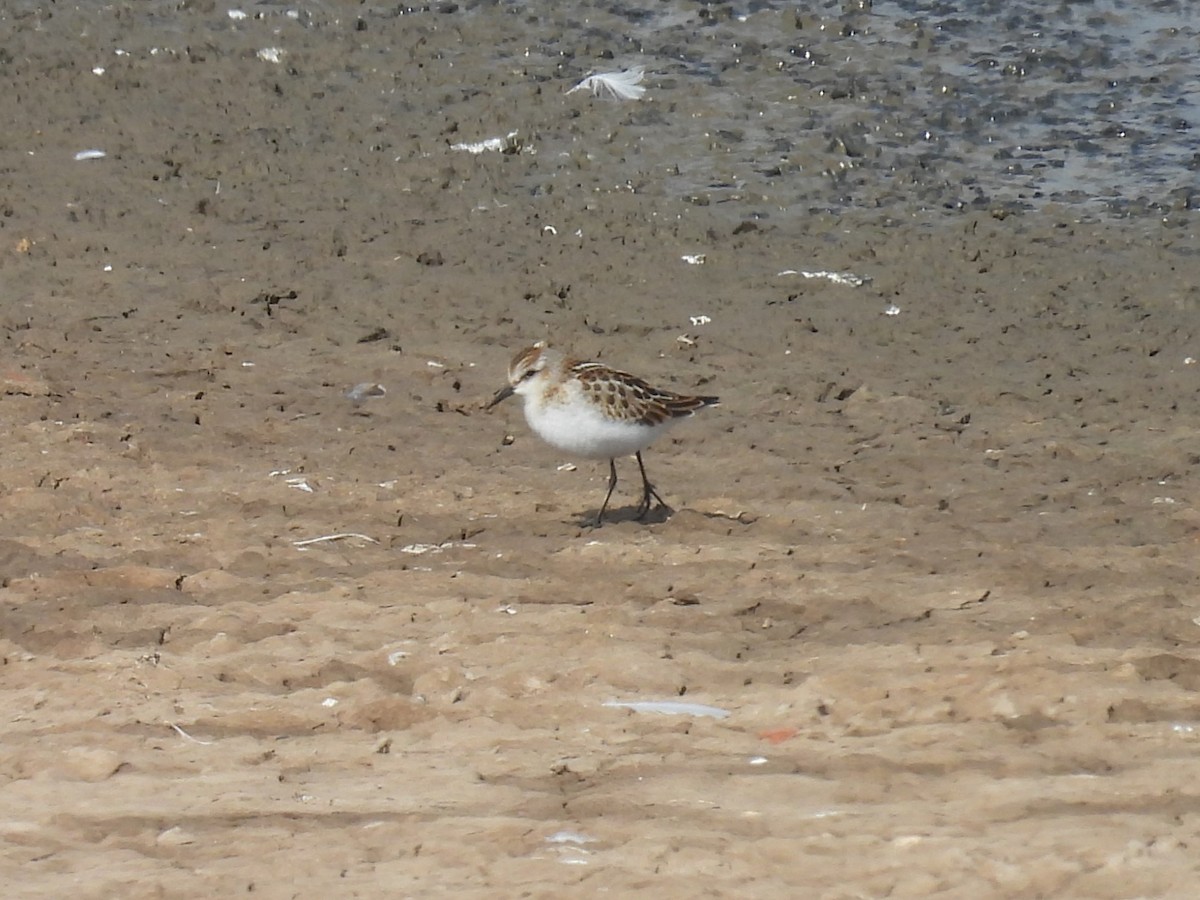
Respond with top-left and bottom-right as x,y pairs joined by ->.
523,394 -> 676,460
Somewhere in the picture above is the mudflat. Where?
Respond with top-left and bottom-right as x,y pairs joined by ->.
3,4 -> 1200,897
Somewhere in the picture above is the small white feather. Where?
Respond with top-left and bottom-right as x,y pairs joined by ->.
566,66 -> 647,101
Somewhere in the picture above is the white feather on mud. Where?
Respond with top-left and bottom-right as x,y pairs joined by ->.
566,66 -> 647,101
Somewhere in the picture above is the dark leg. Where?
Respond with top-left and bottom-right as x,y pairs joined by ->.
635,452 -> 670,519
595,458 -> 619,526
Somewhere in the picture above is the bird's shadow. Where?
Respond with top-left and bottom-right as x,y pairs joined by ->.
573,502 -> 673,528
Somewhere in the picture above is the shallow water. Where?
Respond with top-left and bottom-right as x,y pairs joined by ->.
614,0 -> 1200,220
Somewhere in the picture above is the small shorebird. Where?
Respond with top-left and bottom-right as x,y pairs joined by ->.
486,341 -> 718,525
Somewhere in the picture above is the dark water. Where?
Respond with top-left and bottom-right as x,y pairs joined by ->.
613,0 -> 1200,221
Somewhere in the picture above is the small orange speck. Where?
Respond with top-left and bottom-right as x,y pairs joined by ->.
758,727 -> 799,745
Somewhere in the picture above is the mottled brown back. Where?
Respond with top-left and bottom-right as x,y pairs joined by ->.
571,360 -> 719,426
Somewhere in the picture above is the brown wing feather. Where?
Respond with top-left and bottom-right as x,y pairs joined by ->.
571,360 -> 718,426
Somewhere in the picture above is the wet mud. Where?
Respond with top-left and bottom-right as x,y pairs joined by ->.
3,2 -> 1200,896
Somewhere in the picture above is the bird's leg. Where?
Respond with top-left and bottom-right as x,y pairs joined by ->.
595,458 -> 619,526
635,452 -> 670,519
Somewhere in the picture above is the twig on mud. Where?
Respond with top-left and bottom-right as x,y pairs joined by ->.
292,533 -> 379,548
170,723 -> 214,746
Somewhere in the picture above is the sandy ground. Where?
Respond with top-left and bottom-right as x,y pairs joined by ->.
4,4 -> 1200,898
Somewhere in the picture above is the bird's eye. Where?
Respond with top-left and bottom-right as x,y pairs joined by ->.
519,369 -> 537,382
